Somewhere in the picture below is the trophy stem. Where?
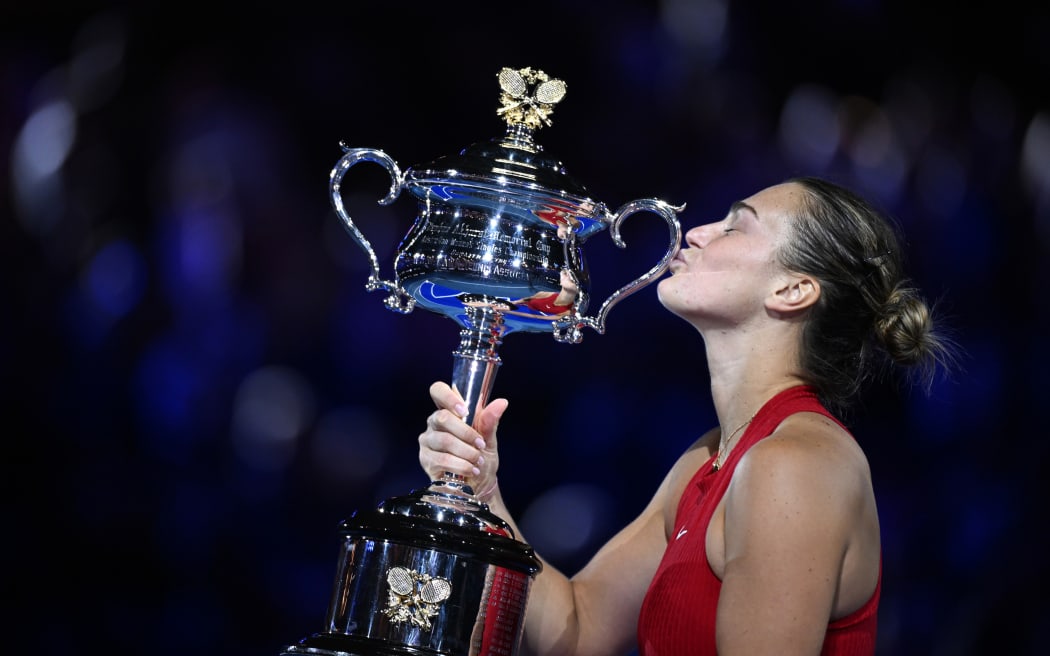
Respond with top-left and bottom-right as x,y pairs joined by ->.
439,302 -> 505,493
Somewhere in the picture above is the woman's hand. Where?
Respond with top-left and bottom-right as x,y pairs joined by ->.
418,381 -> 508,500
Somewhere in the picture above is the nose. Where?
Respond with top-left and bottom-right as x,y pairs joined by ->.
684,222 -> 720,249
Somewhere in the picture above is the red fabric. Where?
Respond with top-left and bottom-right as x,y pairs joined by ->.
637,386 -> 880,655
522,294 -> 571,316
474,527 -> 531,654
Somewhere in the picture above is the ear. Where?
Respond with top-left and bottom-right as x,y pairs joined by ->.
766,273 -> 821,315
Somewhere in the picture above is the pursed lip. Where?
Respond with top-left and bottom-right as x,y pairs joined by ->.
668,248 -> 690,272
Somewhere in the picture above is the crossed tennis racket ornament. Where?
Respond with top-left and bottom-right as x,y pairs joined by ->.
381,567 -> 454,630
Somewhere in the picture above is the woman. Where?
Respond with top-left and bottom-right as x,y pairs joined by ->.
419,177 -> 951,655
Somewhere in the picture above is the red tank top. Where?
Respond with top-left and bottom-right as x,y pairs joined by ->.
637,386 -> 880,655
522,294 -> 571,316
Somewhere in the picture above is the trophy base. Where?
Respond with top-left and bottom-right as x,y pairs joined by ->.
281,482 -> 541,656
281,631 -> 442,656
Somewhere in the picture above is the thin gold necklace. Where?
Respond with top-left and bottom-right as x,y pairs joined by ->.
712,414 -> 756,470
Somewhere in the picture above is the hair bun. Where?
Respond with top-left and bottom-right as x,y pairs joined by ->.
873,284 -> 954,392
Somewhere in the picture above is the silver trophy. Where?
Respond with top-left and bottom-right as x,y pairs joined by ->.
281,67 -> 682,656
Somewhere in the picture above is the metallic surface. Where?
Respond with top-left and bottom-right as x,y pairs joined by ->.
283,67 -> 682,656
283,500 -> 539,656
328,101 -> 682,340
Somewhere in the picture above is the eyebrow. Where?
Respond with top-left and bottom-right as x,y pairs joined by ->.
730,200 -> 759,219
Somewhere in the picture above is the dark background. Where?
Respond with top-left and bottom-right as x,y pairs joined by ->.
5,2 -> 1048,654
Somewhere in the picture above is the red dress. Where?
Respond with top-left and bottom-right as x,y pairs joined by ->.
636,386 -> 880,655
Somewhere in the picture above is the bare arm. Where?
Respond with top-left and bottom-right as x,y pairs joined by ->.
715,414 -> 878,655
419,382 -> 716,656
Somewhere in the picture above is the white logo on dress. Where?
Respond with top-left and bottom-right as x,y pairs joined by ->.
676,528 -> 688,540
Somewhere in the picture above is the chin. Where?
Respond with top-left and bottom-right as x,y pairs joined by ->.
655,282 -> 681,315
656,278 -> 672,306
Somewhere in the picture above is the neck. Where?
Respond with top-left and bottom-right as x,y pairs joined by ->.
701,321 -> 807,437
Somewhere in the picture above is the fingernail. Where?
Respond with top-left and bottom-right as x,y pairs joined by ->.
474,438 -> 485,449
471,466 -> 481,476
477,455 -> 485,466
454,403 -> 468,418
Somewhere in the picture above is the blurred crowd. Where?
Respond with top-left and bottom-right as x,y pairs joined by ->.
4,2 -> 1048,654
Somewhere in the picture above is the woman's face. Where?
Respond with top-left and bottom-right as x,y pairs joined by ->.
657,182 -> 804,326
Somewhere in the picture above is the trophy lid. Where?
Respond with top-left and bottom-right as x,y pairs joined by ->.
404,67 -> 605,238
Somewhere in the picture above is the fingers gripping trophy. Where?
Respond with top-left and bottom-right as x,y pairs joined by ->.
280,67 -> 683,656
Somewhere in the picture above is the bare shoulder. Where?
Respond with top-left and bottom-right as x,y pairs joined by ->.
750,412 -> 868,472
733,412 -> 873,514
723,411 -> 881,620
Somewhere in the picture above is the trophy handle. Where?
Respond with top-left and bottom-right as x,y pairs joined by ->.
553,199 -> 683,343
329,143 -> 415,313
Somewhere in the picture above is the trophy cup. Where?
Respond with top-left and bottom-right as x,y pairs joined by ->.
280,67 -> 682,656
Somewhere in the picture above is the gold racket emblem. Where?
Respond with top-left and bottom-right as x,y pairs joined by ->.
381,566 -> 453,629
497,66 -> 567,130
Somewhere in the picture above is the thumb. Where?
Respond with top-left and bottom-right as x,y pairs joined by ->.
475,397 -> 509,446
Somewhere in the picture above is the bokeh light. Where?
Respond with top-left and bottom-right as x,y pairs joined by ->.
6,3 -> 1047,655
